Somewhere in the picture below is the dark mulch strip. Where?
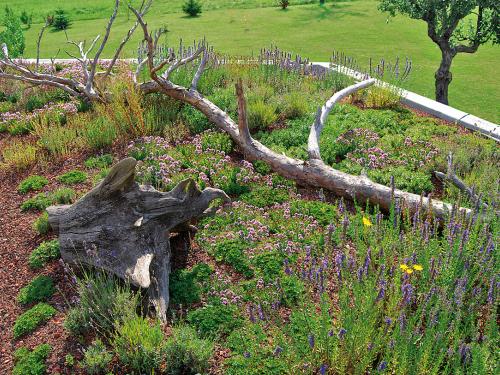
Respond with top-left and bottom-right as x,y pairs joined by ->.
0,144 -> 128,374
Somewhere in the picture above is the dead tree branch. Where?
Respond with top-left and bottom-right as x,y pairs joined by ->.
435,152 -> 487,208
129,7 -> 470,220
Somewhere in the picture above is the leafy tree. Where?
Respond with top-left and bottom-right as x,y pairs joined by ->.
182,0 -> 202,17
52,9 -> 71,31
0,7 -> 25,58
379,0 -> 499,105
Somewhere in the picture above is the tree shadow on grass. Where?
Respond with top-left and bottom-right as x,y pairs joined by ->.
297,2 -> 366,22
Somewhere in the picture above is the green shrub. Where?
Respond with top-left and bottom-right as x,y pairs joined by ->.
252,251 -> 285,282
21,188 -> 75,211
18,175 -> 48,194
20,193 -> 52,212
218,167 -> 251,196
368,166 -> 434,195
213,239 -> 254,278
182,105 -> 212,134
17,275 -> 55,305
290,200 -> 338,226
280,275 -> 305,307
13,344 -> 51,375
187,301 -> 243,338
13,303 -> 56,338
280,92 -> 309,119
163,325 -> 213,374
253,160 -> 272,175
83,116 -> 117,150
113,317 -> 164,373
84,154 -> 113,169
51,187 -> 76,204
64,353 -> 75,367
57,170 -> 87,185
65,271 -> 139,336
25,96 -> 45,112
52,9 -> 71,31
64,307 -> 90,338
201,131 -> 233,154
170,270 -> 200,306
81,339 -> 113,375
182,0 -> 202,17
240,185 -> 289,208
32,212 -> 50,235
248,99 -> 278,130
0,7 -> 25,58
29,240 -> 60,269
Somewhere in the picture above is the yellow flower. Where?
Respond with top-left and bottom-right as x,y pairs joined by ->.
362,217 -> 373,227
413,264 -> 423,271
400,264 -> 409,271
406,268 -> 413,275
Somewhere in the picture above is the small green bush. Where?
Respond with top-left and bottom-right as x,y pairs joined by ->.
81,339 -> 113,375
280,275 -> 305,307
290,200 -> 338,226
113,316 -> 164,373
182,0 -> 202,17
65,271 -> 139,337
201,131 -> 233,154
29,240 -> 60,269
52,9 -> 71,31
64,353 -> 75,367
51,187 -> 76,204
84,154 -> 113,169
83,116 -> 117,150
170,270 -> 200,306
240,185 -> 289,208
17,275 -> 55,305
18,175 -> 48,194
252,160 -> 272,175
0,7 -> 25,58
280,92 -> 309,119
252,251 -> 285,282
64,307 -> 90,338
13,303 -> 56,338
181,105 -> 212,134
213,239 -> 254,278
32,212 -> 50,235
20,193 -> 52,212
21,188 -> 75,211
187,302 -> 243,338
57,170 -> 87,185
25,96 -> 45,112
248,99 -> 278,130
13,343 -> 51,375
163,325 -> 213,374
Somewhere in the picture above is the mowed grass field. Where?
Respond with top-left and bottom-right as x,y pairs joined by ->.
1,0 -> 499,122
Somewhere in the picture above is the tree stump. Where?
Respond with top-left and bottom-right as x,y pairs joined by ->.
47,157 -> 229,321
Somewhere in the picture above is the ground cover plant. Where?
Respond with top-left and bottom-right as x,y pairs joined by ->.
0,43 -> 497,374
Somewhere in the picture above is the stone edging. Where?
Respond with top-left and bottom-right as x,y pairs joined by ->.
313,62 -> 500,142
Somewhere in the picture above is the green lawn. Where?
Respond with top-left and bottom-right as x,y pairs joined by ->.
2,0 -> 499,122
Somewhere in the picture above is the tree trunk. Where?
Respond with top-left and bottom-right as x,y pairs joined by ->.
47,158 -> 229,322
435,48 -> 454,105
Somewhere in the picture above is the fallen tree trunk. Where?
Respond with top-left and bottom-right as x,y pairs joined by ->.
47,157 -> 229,321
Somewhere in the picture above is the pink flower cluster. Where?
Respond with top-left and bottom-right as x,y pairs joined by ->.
1,101 -> 78,125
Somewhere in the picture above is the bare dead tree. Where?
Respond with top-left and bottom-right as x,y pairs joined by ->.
128,5 -> 470,221
0,0 -> 151,102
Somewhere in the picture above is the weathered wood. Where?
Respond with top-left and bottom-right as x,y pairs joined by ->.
47,157 -> 229,321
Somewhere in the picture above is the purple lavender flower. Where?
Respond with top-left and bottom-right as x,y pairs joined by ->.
399,313 -> 407,331
248,305 -> 256,323
377,361 -> 387,371
363,248 -> 371,275
273,346 -> 283,356
487,276 -> 496,304
328,329 -> 334,337
401,283 -> 414,306
243,351 -> 251,358
376,280 -> 386,302
257,304 -> 265,321
338,328 -> 347,339
308,334 -> 315,348
320,364 -> 328,375
459,343 -> 471,364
